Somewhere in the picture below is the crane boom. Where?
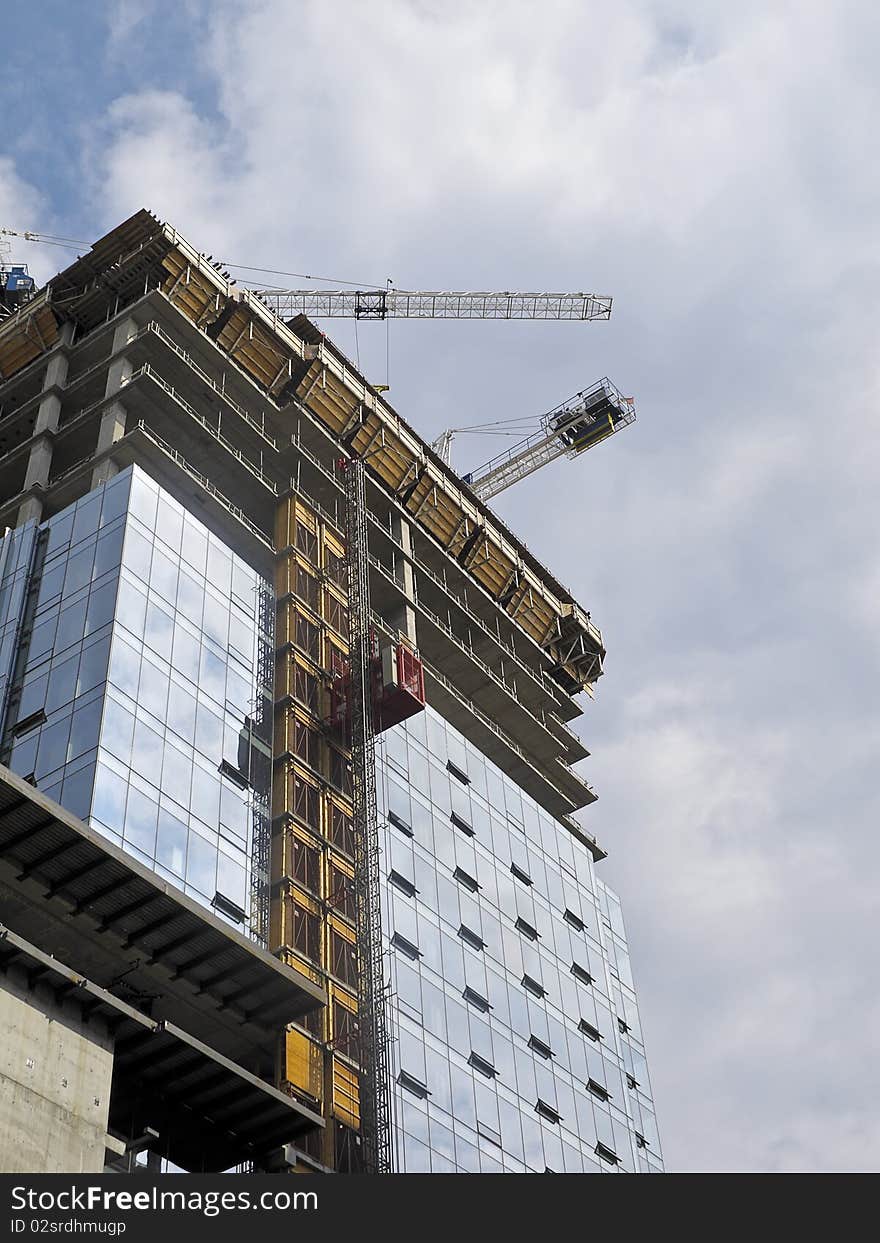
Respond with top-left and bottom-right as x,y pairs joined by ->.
461,378 -> 635,501
256,288 -> 612,321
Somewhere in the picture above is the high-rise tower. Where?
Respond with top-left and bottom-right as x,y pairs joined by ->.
0,212 -> 661,1173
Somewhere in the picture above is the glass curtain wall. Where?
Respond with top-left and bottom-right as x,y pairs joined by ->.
0,465 -> 273,937
378,705 -> 663,1174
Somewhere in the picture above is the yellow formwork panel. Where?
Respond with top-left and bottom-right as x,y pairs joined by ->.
274,598 -> 323,657
277,946 -> 324,986
276,495 -> 319,553
272,760 -> 321,824
285,1028 -> 323,1103
405,477 -> 474,553
299,365 -> 359,435
350,417 -> 418,493
274,706 -> 325,772
275,556 -> 320,607
213,303 -> 293,392
0,298 -> 60,380
161,250 -> 220,325
464,533 -> 517,600
508,569 -> 558,645
332,1059 -> 360,1130
276,882 -> 322,970
274,649 -> 325,715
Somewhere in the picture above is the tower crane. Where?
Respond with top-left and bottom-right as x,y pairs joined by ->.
2,225 -> 614,322
432,377 -> 635,502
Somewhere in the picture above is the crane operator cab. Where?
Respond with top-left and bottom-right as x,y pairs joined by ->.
0,264 -> 37,316
551,383 -> 629,456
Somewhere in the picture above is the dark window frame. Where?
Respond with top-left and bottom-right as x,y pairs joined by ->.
468,1051 -> 497,1079
458,924 -> 486,952
446,759 -> 471,786
515,916 -> 539,941
510,862 -> 533,887
528,1035 -> 553,1060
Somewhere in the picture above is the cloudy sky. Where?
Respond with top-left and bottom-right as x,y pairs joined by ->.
4,0 -> 879,1173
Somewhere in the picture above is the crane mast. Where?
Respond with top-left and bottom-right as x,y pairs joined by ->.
341,456 -> 393,1175
460,378 -> 635,501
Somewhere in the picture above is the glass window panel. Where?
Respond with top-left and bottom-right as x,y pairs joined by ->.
220,783 -> 248,841
160,675 -> 194,739
161,739 -> 192,809
139,657 -> 169,721
85,578 -> 118,636
9,731 -> 39,778
28,615 -> 57,663
450,1067 -> 477,1129
228,609 -> 252,665
191,770 -> 221,831
93,524 -> 124,581
61,760 -> 95,821
18,669 -> 48,720
186,831 -> 217,896
169,627 -> 199,690
181,521 -> 208,575
108,631 -> 141,701
77,635 -> 110,697
148,546 -> 179,603
62,547 -> 95,598
156,808 -> 188,877
36,563 -> 65,610
195,702 -> 223,759
231,560 -> 254,612
176,571 -> 204,626
99,474 -> 131,526
122,526 -> 153,582
132,719 -> 163,788
144,601 -> 174,662
207,542 -> 232,597
55,599 -> 87,656
46,656 -> 78,713
216,849 -> 246,908
199,647 -> 227,705
45,510 -> 74,558
124,787 -> 158,856
101,695 -> 135,764
128,474 -> 158,529
203,609 -> 230,666
68,698 -> 102,763
155,496 -> 183,555
91,762 -> 128,831
116,577 -> 147,642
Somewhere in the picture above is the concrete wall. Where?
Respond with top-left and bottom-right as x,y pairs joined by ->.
0,972 -> 112,1173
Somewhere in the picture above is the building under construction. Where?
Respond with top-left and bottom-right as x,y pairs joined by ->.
0,212 -> 662,1173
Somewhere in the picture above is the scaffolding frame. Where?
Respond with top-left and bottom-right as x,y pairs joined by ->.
342,454 -> 392,1174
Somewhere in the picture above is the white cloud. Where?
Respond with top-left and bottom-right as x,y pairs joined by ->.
0,158 -> 59,285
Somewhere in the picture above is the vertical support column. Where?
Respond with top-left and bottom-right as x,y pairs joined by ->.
15,323 -> 74,527
91,318 -> 137,488
388,511 -> 418,646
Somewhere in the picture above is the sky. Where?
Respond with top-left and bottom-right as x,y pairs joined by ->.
3,0 -> 879,1173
